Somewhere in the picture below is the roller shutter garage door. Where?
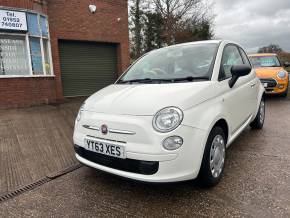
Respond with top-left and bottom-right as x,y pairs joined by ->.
59,40 -> 117,97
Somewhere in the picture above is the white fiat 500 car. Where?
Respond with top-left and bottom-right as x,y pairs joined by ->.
73,40 -> 265,187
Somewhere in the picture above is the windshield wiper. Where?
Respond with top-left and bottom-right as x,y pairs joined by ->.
170,76 -> 210,82
118,76 -> 209,84
118,78 -> 172,84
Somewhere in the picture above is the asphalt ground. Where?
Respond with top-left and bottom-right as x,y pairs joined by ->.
0,95 -> 290,217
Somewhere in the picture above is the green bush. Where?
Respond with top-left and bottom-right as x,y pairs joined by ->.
278,52 -> 290,72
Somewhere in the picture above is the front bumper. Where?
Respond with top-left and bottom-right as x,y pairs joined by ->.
260,78 -> 288,94
74,144 -> 159,175
73,111 -> 208,183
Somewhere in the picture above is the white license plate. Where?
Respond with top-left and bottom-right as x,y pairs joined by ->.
263,83 -> 268,88
84,138 -> 125,159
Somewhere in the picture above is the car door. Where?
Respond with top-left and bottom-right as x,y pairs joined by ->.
238,47 -> 259,113
218,44 -> 256,135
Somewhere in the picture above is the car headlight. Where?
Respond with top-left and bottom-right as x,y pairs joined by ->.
153,107 -> 183,133
76,103 -> 85,122
277,71 -> 287,79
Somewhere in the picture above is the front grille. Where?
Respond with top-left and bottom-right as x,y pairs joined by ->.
265,88 -> 274,92
74,145 -> 159,175
260,78 -> 277,88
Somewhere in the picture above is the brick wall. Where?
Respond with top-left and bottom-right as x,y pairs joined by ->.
0,0 -> 47,13
0,0 -> 33,10
0,0 -> 130,108
0,77 -> 56,109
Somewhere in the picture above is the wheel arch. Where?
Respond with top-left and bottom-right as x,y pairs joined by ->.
197,117 -> 229,186
252,89 -> 266,122
212,119 -> 229,144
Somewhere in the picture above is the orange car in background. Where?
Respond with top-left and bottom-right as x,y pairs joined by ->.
249,53 -> 290,97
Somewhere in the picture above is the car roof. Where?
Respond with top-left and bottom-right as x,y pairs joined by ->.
145,40 -> 246,57
248,53 -> 277,57
153,39 -> 240,50
160,40 -> 221,49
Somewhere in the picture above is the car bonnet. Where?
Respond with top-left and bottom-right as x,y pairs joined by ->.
84,82 -> 216,116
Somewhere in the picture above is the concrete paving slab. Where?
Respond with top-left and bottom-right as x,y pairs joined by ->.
0,100 -> 83,197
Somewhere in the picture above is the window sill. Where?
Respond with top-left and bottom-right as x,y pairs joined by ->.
0,75 -> 55,79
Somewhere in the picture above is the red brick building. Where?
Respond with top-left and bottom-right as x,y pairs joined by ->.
0,0 -> 130,108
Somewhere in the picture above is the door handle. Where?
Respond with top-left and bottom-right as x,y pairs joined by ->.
251,83 -> 256,88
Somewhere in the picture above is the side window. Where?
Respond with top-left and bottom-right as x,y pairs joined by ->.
219,45 -> 244,80
239,48 -> 251,67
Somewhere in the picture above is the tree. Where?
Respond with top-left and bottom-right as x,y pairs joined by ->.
129,0 -> 214,59
130,0 -> 144,59
174,16 -> 213,43
143,11 -> 164,52
195,19 -> 214,40
258,44 -> 283,54
278,52 -> 290,71
152,0 -> 201,45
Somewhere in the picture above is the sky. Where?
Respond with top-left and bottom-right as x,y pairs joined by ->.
212,0 -> 290,53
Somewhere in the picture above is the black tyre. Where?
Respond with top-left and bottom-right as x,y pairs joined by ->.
198,126 -> 226,187
250,97 -> 265,129
280,87 -> 288,98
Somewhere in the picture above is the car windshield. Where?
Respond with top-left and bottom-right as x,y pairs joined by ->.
117,43 -> 218,84
249,56 -> 281,68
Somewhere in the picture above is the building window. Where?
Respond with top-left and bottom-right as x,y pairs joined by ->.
27,13 -> 52,75
29,37 -> 43,74
43,39 -> 51,75
0,11 -> 53,77
0,35 -> 30,75
40,16 -> 48,37
27,13 -> 40,36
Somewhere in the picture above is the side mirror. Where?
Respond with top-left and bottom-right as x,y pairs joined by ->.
284,62 -> 290,68
229,65 -> 252,88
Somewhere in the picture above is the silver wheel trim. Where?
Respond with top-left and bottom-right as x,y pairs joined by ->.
259,100 -> 265,124
210,135 -> 225,178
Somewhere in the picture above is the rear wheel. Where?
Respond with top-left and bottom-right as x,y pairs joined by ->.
198,126 -> 226,187
250,97 -> 265,129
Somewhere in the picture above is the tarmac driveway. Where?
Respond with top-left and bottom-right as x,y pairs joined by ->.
0,96 -> 290,217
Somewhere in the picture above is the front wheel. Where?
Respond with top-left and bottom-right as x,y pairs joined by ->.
198,126 -> 226,187
280,87 -> 288,98
250,97 -> 265,129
